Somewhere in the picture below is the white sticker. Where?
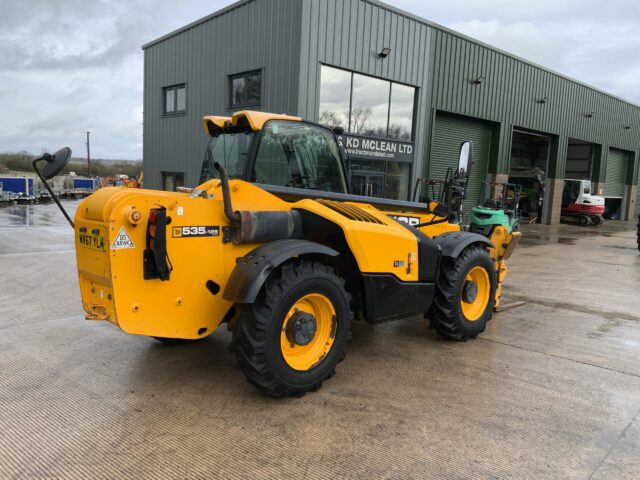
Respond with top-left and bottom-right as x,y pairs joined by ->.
112,226 -> 135,250
177,206 -> 184,216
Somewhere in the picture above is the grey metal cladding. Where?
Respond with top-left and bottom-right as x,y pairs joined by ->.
143,0 -> 304,189
297,0 -> 434,189
296,0 -> 640,180
144,0 -> 640,189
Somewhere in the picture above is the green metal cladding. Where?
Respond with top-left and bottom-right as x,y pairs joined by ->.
143,0 -> 640,192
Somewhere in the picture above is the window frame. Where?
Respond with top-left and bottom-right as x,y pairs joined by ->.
162,83 -> 187,116
229,69 -> 263,109
318,64 -> 417,142
249,119 -> 349,194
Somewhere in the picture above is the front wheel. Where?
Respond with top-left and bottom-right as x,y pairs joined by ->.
428,244 -> 496,341
232,260 -> 352,397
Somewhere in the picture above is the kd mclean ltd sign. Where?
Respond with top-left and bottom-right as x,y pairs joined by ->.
337,133 -> 414,163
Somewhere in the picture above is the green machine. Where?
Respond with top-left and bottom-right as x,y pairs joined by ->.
470,183 -> 522,235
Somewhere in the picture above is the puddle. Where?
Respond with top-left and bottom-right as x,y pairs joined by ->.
0,201 -> 80,228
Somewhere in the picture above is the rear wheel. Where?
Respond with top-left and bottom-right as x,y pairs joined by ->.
232,260 -> 351,397
428,244 -> 496,340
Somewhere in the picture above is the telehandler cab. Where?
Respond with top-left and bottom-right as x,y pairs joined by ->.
34,111 -> 520,397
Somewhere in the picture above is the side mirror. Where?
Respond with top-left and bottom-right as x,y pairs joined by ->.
38,147 -> 72,180
457,141 -> 473,179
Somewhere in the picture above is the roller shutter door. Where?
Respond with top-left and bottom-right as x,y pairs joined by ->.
605,148 -> 627,198
428,112 -> 491,218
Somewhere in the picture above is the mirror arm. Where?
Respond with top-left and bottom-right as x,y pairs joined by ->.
32,157 -> 74,229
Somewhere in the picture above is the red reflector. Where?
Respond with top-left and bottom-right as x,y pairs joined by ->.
149,209 -> 158,224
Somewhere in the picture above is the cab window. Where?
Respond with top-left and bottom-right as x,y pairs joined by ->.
252,121 -> 347,193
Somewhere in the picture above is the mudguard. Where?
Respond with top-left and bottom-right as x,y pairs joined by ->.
223,239 -> 339,303
433,231 -> 494,258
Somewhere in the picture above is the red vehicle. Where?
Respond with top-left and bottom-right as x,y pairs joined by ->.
561,179 -> 604,225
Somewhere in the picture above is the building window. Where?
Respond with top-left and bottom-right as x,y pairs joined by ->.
319,65 -> 415,141
163,84 -> 186,115
230,70 -> 262,108
349,159 -> 410,200
162,171 -> 184,191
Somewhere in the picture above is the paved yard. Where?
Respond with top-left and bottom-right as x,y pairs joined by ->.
1,201 -> 639,479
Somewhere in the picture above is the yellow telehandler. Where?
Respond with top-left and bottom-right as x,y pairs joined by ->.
33,111 -> 519,397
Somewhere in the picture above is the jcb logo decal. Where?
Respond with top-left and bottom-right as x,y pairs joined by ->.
172,226 -> 220,238
388,215 -> 421,226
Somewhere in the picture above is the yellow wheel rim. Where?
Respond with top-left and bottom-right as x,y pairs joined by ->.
280,293 -> 336,371
460,266 -> 491,321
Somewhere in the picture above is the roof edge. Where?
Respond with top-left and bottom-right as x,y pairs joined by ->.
365,0 -> 640,109
142,0 -> 638,109
142,0 -> 255,50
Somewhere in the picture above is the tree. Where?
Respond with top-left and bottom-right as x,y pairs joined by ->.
349,106 -> 372,134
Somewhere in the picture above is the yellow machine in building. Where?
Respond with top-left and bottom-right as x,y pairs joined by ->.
34,111 -> 519,397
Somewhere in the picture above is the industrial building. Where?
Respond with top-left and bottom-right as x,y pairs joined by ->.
142,0 -> 640,224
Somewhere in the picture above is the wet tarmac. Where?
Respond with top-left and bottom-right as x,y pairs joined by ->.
1,203 -> 639,479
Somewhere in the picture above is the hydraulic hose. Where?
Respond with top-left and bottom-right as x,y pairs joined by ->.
214,162 -> 241,224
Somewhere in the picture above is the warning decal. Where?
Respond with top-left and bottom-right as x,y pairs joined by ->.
112,226 -> 135,250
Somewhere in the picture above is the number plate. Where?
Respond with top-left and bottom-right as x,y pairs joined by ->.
172,226 -> 220,238
78,232 -> 107,251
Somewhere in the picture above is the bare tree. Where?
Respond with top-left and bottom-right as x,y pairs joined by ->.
319,110 -> 343,128
349,106 -> 372,134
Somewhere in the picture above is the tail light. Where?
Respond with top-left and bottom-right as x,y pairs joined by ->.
143,207 -> 172,280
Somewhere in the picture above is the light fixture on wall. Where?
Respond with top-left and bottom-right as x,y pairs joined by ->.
536,96 -> 548,104
470,75 -> 485,85
584,111 -> 595,118
378,47 -> 391,59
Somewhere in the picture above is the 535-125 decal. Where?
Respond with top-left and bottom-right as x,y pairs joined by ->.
172,226 -> 220,238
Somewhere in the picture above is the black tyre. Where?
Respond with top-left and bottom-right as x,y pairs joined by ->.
428,244 -> 496,341
232,259 -> 352,398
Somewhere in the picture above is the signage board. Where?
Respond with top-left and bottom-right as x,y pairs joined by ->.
337,133 -> 414,163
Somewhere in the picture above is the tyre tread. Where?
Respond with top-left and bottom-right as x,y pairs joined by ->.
232,259 -> 351,397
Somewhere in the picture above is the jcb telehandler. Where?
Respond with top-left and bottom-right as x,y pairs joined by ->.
34,111 -> 520,397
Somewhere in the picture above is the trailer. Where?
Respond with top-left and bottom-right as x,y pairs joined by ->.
72,178 -> 98,191
0,176 -> 35,203
0,176 -> 34,196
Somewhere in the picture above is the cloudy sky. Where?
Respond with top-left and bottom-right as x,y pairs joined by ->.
1,0 -> 639,160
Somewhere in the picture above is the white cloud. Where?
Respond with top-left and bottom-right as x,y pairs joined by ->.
0,0 -> 227,159
1,0 -> 639,159
448,19 -> 569,70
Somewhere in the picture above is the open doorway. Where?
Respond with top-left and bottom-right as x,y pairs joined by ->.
509,129 -> 550,221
